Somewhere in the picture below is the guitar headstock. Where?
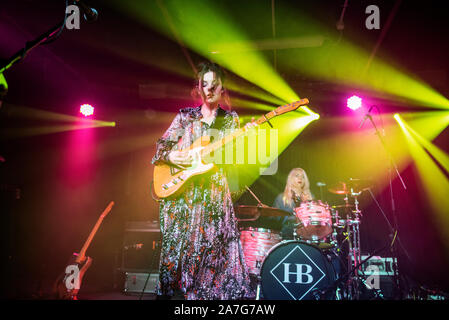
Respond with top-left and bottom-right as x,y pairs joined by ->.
100,201 -> 115,219
274,98 -> 309,115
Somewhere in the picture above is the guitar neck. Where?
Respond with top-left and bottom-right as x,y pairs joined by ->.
76,201 -> 114,263
200,125 -> 248,158
200,100 -> 308,158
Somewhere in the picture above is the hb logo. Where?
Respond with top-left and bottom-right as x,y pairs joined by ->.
282,263 -> 314,284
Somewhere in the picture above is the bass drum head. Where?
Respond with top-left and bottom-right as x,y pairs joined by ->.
260,240 -> 337,300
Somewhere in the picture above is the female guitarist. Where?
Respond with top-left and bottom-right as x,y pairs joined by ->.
151,62 -> 256,300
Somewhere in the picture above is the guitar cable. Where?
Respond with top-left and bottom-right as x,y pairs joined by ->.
139,227 -> 162,300
150,180 -> 162,203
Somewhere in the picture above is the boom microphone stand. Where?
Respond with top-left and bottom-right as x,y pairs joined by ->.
0,11 -> 68,74
363,108 -> 410,299
0,0 -> 98,74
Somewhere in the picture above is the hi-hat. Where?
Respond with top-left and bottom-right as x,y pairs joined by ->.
332,204 -> 355,208
235,205 -> 291,221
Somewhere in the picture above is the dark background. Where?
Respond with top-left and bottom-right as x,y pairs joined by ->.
1,0 -> 449,298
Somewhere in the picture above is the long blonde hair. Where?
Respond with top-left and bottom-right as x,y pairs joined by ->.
282,168 -> 313,207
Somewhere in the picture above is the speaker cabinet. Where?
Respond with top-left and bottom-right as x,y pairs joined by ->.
124,272 -> 159,294
121,221 -> 161,272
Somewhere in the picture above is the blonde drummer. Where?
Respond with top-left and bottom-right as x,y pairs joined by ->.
272,168 -> 314,239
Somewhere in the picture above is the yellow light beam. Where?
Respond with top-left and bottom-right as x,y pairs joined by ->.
394,114 -> 449,250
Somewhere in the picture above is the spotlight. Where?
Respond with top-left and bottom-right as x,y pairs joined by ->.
80,104 -> 94,117
347,95 -> 362,110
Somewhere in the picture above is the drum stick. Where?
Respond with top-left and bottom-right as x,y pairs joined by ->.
245,185 -> 268,207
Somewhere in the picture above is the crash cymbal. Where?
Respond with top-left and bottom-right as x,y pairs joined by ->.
328,182 -> 349,195
346,178 -> 373,191
235,205 -> 291,221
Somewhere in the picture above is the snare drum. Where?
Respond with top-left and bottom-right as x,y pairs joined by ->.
240,227 -> 282,275
294,201 -> 333,240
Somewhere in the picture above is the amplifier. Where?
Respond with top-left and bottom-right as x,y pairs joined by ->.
124,272 -> 159,294
121,220 -> 161,272
359,255 -> 395,276
353,255 -> 397,299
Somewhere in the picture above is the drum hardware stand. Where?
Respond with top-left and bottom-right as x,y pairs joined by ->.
237,187 -> 281,301
316,182 -> 327,202
255,279 -> 261,300
364,108 -> 409,299
366,187 -> 412,299
344,189 -> 363,299
321,240 -> 392,300
246,272 -> 262,300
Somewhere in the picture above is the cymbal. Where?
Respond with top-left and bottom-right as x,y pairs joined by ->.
328,182 -> 349,195
235,205 -> 291,221
328,178 -> 373,195
316,242 -> 335,250
347,178 -> 373,191
331,204 -> 354,208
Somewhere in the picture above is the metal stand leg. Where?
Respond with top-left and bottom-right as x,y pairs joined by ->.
256,283 -> 261,300
345,192 -> 364,300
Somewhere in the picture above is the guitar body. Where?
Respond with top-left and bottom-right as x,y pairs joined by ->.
153,135 -> 215,198
53,201 -> 114,300
54,254 -> 92,300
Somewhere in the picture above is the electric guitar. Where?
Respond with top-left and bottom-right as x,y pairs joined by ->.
53,201 -> 114,300
153,99 -> 309,198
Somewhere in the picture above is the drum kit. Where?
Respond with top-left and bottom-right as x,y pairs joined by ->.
236,178 -> 376,300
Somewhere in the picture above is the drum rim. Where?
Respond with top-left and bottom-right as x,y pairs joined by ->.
261,239 -> 316,257
294,204 -> 331,215
296,200 -> 330,206
259,240 -> 337,300
239,227 -> 281,234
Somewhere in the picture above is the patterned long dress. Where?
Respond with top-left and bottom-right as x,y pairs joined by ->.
151,106 -> 254,300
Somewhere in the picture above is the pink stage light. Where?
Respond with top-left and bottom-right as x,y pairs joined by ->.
347,95 -> 362,110
80,104 -> 94,117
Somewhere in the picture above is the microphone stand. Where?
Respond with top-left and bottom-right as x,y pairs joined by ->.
365,112 -> 409,299
139,234 -> 161,300
321,241 -> 391,300
0,0 -> 98,74
0,18 -> 67,74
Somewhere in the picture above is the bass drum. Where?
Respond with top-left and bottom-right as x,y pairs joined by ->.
260,241 -> 337,300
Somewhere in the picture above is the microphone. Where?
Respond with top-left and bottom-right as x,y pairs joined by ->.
292,191 -> 302,205
74,0 -> 98,22
359,106 -> 374,129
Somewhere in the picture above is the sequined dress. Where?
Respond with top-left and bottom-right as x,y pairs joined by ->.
151,106 -> 253,300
